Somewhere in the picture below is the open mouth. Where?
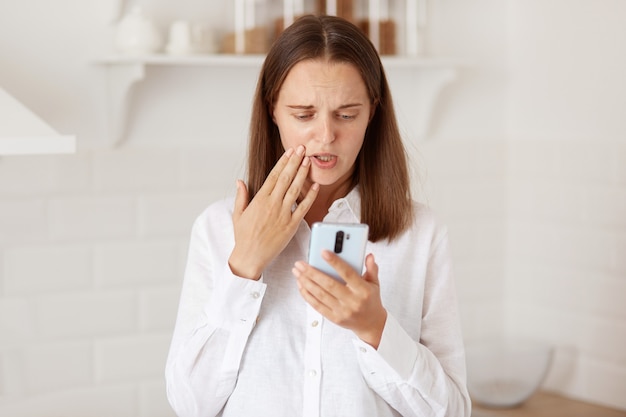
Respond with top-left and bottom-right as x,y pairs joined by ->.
314,155 -> 334,162
310,153 -> 337,169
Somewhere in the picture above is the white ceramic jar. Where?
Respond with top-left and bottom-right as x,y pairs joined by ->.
114,6 -> 163,55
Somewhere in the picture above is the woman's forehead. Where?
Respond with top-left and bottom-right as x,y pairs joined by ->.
278,59 -> 367,102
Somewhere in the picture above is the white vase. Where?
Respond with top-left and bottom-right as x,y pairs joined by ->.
114,6 -> 163,55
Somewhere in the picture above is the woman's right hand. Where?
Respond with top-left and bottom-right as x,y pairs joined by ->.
228,145 -> 319,280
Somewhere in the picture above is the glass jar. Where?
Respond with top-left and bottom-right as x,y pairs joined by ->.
221,0 -> 275,54
235,0 -> 429,56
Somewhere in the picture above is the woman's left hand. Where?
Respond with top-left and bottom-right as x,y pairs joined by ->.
293,252 -> 387,349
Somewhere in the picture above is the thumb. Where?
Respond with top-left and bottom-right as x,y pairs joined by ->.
363,253 -> 379,285
233,180 -> 249,221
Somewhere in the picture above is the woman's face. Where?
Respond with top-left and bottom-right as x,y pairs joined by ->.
273,59 -> 371,191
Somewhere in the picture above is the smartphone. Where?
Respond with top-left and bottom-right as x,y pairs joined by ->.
308,222 -> 369,284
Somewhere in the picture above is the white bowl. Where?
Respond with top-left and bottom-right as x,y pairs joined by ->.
465,340 -> 553,408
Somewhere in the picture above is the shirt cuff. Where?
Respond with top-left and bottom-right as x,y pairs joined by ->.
353,312 -> 418,382
205,264 -> 267,328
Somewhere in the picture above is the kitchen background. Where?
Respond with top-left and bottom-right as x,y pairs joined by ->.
1,0 -> 625,416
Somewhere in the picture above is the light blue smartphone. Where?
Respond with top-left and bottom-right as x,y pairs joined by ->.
308,222 -> 369,284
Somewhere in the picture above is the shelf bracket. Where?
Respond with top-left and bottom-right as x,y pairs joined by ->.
387,64 -> 458,141
104,62 -> 145,147
414,66 -> 457,140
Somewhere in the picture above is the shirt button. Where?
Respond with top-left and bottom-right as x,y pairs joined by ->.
338,202 -> 345,208
308,370 -> 317,377
359,347 -> 367,353
251,291 -> 260,299
311,320 -> 319,327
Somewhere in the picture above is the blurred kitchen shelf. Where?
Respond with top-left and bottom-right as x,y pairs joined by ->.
99,54 -> 265,67
96,54 -> 458,146
0,87 -> 76,156
98,53 -> 456,67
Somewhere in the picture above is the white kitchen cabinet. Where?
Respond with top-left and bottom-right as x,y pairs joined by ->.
0,88 -> 76,155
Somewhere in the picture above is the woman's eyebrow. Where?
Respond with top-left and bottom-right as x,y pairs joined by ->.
286,103 -> 363,109
287,105 -> 314,109
337,103 -> 363,109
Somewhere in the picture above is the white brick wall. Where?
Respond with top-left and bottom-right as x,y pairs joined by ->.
505,140 -> 626,410
48,196 -> 137,241
0,200 -> 47,244
0,384 -> 139,417
0,138 -> 246,416
503,0 -> 626,407
94,241 -> 181,288
23,340 -> 93,395
94,334 -> 171,384
35,290 -> 138,338
4,245 -> 92,294
138,285 -> 181,332
418,139 -> 508,343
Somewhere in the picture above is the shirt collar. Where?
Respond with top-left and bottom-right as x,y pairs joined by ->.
325,186 -> 362,223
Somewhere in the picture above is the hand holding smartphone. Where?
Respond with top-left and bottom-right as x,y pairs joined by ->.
308,222 -> 369,284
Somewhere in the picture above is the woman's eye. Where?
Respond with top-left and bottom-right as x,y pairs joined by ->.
339,114 -> 356,120
295,114 -> 313,120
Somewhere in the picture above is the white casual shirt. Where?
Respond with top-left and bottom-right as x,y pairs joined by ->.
165,188 -> 471,417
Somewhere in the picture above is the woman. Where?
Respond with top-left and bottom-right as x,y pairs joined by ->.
166,14 -> 470,417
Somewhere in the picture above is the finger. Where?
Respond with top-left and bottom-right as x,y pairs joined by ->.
293,262 -> 341,309
270,145 -> 307,199
321,250 -> 363,287
298,282 -> 336,319
258,147 -> 294,195
286,157 -> 319,211
292,180 -> 319,219
363,254 -> 379,285
294,260 -> 347,296
282,155 -> 309,205
232,180 -> 249,222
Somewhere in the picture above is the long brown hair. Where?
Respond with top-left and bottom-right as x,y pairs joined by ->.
247,14 -> 413,242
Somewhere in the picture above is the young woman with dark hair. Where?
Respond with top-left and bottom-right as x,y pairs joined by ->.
166,14 -> 470,417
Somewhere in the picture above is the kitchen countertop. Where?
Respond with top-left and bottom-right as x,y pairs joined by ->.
472,391 -> 626,417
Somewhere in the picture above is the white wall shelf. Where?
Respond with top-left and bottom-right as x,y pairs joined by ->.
96,54 -> 457,146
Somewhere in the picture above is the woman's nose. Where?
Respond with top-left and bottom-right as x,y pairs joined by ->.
317,116 -> 336,144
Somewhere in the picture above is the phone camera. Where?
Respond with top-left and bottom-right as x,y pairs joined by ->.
334,231 -> 344,253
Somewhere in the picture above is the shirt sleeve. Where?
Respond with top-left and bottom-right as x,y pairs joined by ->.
165,213 -> 267,417
352,228 -> 471,417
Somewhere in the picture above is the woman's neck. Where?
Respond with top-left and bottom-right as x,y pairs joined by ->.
303,180 -> 353,227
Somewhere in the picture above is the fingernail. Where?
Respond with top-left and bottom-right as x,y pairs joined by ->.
285,148 -> 295,157
296,145 -> 305,156
301,156 -> 310,167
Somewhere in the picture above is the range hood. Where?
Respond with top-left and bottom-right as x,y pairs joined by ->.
0,87 -> 76,155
